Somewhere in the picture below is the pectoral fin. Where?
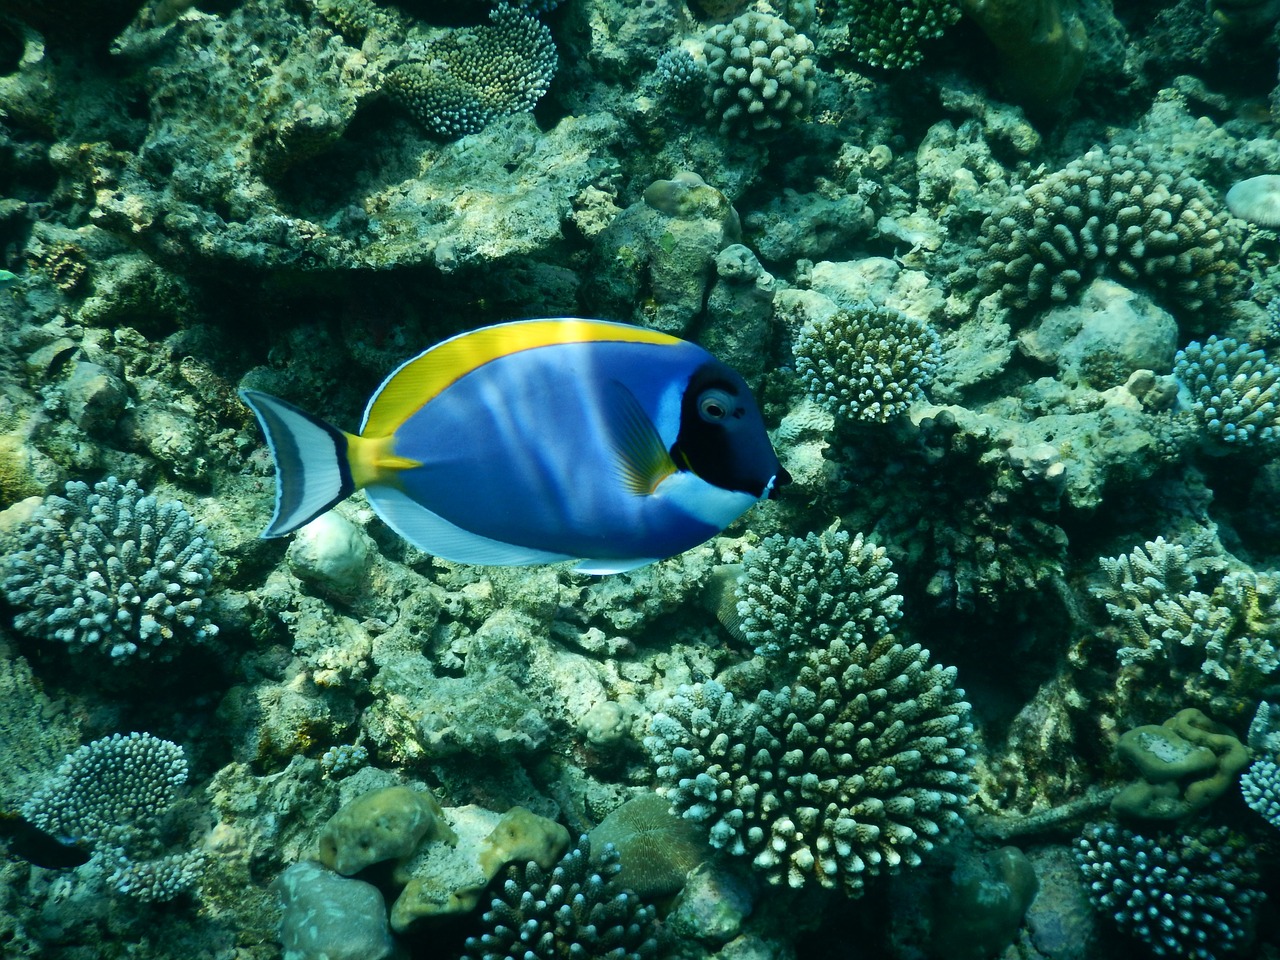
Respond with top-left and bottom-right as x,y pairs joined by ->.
603,379 -> 678,496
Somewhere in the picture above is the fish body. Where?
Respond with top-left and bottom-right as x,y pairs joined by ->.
241,318 -> 787,573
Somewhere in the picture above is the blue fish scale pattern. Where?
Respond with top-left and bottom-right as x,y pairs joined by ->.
645,637 -> 974,896
1075,822 -> 1265,960
22,732 -> 203,902
701,11 -> 817,137
736,527 -> 902,659
1,477 -> 218,661
794,304 -> 941,423
463,836 -> 658,960
1174,335 -> 1280,447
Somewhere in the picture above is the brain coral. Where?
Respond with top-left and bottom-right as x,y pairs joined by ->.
974,145 -> 1242,311
1076,822 -> 1265,960
1174,335 -> 1280,448
645,637 -> 974,896
701,11 -> 817,137
22,732 -> 204,901
794,303 -> 941,422
385,6 -> 558,139
1,477 -> 218,661
734,526 -> 902,659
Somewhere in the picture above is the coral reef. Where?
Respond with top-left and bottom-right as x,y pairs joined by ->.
1076,822 -> 1265,960
700,11 -> 817,137
645,636 -> 974,896
462,835 -> 659,960
1174,336 -> 1280,448
384,6 -> 558,140
732,525 -> 901,659
834,0 -> 962,69
793,303 -> 941,423
974,146 -> 1243,312
961,0 -> 1088,112
1,477 -> 218,661
22,732 -> 204,902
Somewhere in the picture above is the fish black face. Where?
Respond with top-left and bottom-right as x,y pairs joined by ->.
673,361 -> 787,498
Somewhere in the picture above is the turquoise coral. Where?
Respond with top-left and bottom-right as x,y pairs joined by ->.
463,835 -> 659,960
974,145 -> 1242,311
22,732 -> 203,902
1075,822 -> 1265,960
645,636 -> 974,896
794,304 -> 941,423
1,477 -> 219,662
734,526 -> 902,660
384,6 -> 557,139
700,11 -> 817,137
1174,335 -> 1280,448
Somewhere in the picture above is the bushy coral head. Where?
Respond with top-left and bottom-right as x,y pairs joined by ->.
1175,335 -> 1280,448
645,637 -> 974,896
794,304 -> 941,422
463,834 -> 659,960
1,477 -> 218,661
701,11 -> 817,137
734,525 -> 901,659
835,0 -> 962,69
385,5 -> 557,139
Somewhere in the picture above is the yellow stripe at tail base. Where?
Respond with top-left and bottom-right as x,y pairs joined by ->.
345,432 -> 422,490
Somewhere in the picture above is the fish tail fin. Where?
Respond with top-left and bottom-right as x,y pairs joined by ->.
239,389 -> 355,538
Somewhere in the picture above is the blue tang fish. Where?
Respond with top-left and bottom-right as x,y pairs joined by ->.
240,318 -> 788,574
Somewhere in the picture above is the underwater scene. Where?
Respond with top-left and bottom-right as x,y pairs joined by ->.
3,0 -> 1280,956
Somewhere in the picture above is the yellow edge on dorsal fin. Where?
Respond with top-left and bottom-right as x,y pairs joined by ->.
345,432 -> 422,490
359,318 -> 682,438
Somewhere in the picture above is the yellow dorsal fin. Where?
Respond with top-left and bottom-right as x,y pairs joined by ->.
360,318 -> 681,438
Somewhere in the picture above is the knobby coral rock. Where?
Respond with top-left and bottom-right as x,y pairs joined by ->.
701,11 -> 817,137
974,145 -> 1242,312
1,477 -> 219,661
385,5 -> 557,139
645,637 -> 974,896
463,835 -> 659,960
1076,822 -> 1265,960
734,526 -> 902,659
22,732 -> 204,901
794,303 -> 941,422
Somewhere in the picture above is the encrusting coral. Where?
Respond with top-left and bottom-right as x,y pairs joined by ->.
1,477 -> 219,662
645,635 -> 974,896
974,145 -> 1242,312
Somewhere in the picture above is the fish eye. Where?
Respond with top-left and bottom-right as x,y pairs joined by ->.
698,388 -> 734,422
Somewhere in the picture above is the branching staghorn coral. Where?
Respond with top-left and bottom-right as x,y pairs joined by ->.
645,637 -> 974,896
